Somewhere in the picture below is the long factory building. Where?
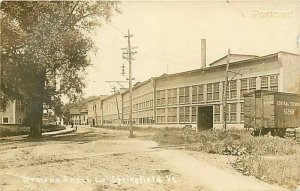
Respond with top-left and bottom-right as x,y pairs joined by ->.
85,51 -> 300,130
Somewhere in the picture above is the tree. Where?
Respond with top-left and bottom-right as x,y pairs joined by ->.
1,1 -> 119,138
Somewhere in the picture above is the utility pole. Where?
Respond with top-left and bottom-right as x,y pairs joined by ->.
122,30 -> 137,138
112,85 -> 121,121
105,81 -> 128,124
223,49 -> 230,132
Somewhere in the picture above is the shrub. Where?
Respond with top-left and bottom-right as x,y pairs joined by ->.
233,155 -> 299,189
153,128 -> 297,156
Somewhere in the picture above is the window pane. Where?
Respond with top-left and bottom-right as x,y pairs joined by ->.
261,76 -> 269,90
213,83 -> 220,100
198,85 -> 204,94
249,78 -> 256,90
214,105 -> 221,123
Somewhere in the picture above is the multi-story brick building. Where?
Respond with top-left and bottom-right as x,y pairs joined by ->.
0,100 -> 26,125
99,51 -> 300,130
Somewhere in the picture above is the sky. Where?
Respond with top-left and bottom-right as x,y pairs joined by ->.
83,1 -> 300,98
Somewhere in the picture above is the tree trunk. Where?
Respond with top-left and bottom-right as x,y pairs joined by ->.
29,99 -> 43,139
28,71 -> 46,139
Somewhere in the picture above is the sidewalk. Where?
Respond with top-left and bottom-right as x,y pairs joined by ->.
42,125 -> 76,136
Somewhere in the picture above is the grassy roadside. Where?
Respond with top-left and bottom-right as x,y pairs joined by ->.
0,125 -> 66,137
153,128 -> 299,189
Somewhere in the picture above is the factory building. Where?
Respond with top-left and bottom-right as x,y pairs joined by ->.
87,95 -> 108,126
99,51 -> 300,130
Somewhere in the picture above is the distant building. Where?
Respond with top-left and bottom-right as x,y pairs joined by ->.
69,96 -> 106,126
0,100 -> 26,125
87,95 -> 108,126
70,106 -> 86,125
42,105 -> 57,125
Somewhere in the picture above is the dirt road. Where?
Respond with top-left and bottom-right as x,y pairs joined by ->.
0,126 -> 286,191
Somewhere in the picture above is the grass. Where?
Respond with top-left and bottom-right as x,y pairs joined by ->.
234,155 -> 299,189
98,125 -> 160,133
0,124 -> 66,137
153,128 -> 297,155
153,128 -> 299,189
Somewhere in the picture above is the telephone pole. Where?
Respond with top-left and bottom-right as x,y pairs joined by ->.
106,80 -> 128,125
223,49 -> 230,132
122,30 -> 137,138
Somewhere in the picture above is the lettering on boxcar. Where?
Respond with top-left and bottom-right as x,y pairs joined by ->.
283,108 -> 295,115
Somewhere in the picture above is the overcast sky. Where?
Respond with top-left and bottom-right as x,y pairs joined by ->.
83,1 -> 300,98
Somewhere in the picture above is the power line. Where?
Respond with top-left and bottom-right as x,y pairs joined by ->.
107,22 -> 126,35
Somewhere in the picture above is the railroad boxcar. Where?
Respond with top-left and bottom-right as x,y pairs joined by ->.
244,90 -> 300,136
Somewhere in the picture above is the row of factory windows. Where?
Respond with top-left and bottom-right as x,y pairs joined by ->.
156,104 -> 242,124
156,74 -> 278,106
132,92 -> 154,112
96,103 -> 244,125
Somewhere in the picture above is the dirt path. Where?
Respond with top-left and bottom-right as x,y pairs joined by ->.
0,126 -> 287,191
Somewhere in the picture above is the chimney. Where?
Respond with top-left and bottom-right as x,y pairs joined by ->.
201,39 -> 206,68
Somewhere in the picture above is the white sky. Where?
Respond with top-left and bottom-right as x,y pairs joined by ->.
83,1 -> 300,98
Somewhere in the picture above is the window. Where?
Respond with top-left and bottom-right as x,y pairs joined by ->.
192,106 -> 197,123
249,78 -> 256,92
179,106 -> 190,123
179,87 -> 190,104
213,83 -> 220,101
270,75 -> 279,92
229,80 -> 237,99
19,117 -> 22,124
167,107 -> 177,123
198,85 -> 204,102
149,93 -> 154,108
157,90 -> 166,106
261,76 -> 269,91
230,104 -> 237,122
214,105 -> 221,123
157,108 -> 166,124
167,88 -> 177,105
2,117 -> 8,124
179,88 -> 185,104
179,107 -> 184,123
207,84 -> 213,101
225,103 -> 237,122
185,87 -> 190,103
240,79 -> 248,98
240,103 -> 244,122
192,86 -> 197,103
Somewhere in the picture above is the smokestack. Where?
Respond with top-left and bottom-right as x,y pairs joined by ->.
201,39 -> 206,68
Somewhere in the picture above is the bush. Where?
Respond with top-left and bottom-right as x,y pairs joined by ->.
0,125 -> 30,137
154,128 -> 299,189
233,155 -> 299,189
0,124 -> 66,137
153,128 -> 297,156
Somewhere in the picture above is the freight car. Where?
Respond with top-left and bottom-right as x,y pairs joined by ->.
244,90 -> 300,137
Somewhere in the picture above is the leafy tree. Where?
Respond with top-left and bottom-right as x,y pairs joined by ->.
1,1 -> 119,138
